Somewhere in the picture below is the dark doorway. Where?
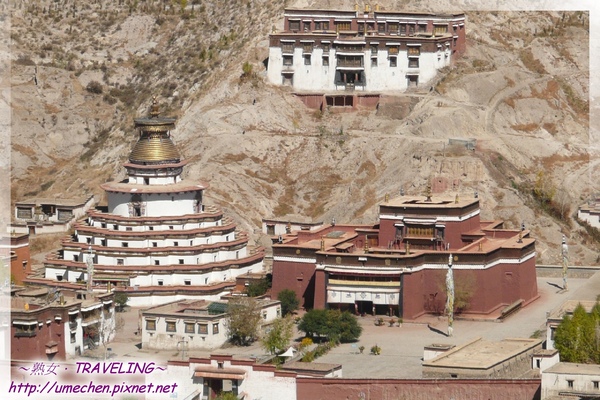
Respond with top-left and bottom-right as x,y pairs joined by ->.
356,300 -> 373,315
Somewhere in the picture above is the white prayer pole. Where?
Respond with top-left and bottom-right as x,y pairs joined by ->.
86,244 -> 94,293
446,253 -> 455,337
562,235 -> 568,291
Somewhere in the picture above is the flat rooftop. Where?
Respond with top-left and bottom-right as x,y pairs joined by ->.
282,361 -> 341,373
16,196 -> 93,207
422,337 -> 542,370
143,299 -> 212,316
545,362 -> 600,376
380,195 -> 478,209
547,299 -> 597,320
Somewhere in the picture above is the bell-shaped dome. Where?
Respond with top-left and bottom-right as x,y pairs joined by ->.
129,98 -> 180,165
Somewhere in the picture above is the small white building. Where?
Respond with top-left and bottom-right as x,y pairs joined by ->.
578,197 -> 600,228
542,362 -> 600,399
12,195 -> 95,235
262,217 -> 325,237
141,298 -> 281,351
148,354 -> 341,400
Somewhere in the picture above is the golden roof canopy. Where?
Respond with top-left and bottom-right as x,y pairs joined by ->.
129,98 -> 181,165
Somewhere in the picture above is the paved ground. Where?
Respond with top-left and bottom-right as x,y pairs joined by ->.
97,275 -> 595,378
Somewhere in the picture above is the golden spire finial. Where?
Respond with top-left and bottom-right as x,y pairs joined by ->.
150,95 -> 160,118
425,182 -> 432,202
518,230 -> 523,243
364,237 -> 369,253
406,241 -> 410,255
321,236 -> 325,251
385,193 -> 389,202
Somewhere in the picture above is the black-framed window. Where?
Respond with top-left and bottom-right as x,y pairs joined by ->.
166,321 -> 176,332
146,319 -> 156,331
185,322 -> 195,334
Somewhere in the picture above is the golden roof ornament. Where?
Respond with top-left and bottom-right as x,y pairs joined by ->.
455,193 -> 459,204
321,236 -> 325,251
425,182 -> 432,202
130,97 -> 179,164
385,193 -> 389,202
150,95 -> 160,118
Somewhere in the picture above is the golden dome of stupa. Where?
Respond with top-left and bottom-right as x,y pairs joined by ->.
129,97 -> 180,165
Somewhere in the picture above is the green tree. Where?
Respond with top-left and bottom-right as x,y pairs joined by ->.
214,392 -> 237,400
114,292 -> 129,312
226,297 -> 261,346
334,310 -> 363,343
298,309 -> 362,343
554,302 -> 600,364
246,278 -> 269,297
298,309 -> 329,339
262,316 -> 294,355
277,289 -> 300,316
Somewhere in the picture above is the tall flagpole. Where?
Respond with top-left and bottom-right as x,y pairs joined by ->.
562,235 -> 568,291
446,253 -> 455,337
86,243 -> 94,293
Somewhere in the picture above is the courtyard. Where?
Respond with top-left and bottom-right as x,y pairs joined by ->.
101,275 -> 593,379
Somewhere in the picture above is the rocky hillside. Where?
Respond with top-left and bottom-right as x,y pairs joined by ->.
9,1 -> 593,264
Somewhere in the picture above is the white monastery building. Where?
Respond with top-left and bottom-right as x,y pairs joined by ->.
28,100 -> 264,306
267,7 -> 466,92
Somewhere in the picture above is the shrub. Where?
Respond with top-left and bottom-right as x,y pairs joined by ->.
86,80 -> 103,94
15,55 -> 36,66
370,345 -> 381,355
299,337 -> 313,350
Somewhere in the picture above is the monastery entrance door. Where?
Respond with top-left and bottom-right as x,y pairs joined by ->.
355,300 -> 373,316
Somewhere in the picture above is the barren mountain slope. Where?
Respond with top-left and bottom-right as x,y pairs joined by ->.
8,1 -> 592,264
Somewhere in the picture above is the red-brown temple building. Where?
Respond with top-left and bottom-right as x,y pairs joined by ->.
0,233 -> 31,285
271,193 -> 538,319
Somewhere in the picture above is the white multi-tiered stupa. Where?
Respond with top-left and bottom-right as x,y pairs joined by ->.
37,99 -> 264,306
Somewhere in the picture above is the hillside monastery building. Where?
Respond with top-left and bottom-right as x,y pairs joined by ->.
26,100 -> 264,306
267,7 -> 466,92
271,193 -> 538,320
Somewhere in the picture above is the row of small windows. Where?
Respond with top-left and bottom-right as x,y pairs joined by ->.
283,55 -> 419,68
564,379 -> 599,389
285,44 -> 420,56
97,220 -> 221,231
84,235 -> 231,248
146,319 -> 219,335
288,19 -> 453,35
